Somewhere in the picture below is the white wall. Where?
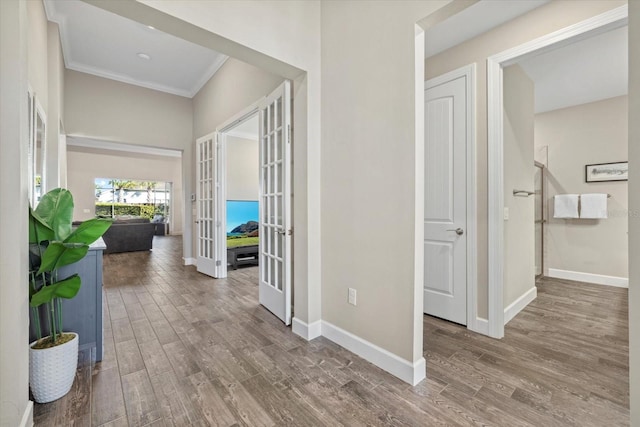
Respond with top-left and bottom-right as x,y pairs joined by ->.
426,0 -> 627,319
628,2 -> 639,422
503,64 -> 535,308
0,0 -> 31,425
536,96 -> 628,280
226,135 -> 259,201
66,147 -> 183,234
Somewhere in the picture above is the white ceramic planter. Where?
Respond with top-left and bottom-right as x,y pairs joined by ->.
29,332 -> 78,403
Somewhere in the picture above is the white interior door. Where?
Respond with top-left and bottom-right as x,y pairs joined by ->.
196,131 -> 225,278
424,74 -> 468,325
258,81 -> 292,325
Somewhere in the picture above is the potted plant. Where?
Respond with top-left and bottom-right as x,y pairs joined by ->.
28,188 -> 111,403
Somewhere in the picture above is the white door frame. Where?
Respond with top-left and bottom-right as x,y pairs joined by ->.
486,5 -> 628,338
425,64 -> 480,333
215,100 -> 263,278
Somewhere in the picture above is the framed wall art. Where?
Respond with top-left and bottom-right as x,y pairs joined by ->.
585,161 -> 628,183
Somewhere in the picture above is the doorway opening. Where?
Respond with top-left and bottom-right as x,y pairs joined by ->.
196,81 -> 294,326
487,5 -> 628,338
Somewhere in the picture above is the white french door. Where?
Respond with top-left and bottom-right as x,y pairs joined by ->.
258,81 -> 292,325
196,131 -> 225,278
423,73 -> 468,325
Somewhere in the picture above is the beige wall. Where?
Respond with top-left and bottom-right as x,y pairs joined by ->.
64,70 -> 192,151
426,0 -> 627,319
321,0 -> 450,362
226,135 -> 259,201
64,69 -> 192,256
1,0 -> 31,425
503,64 -> 535,308
66,147 -> 183,234
192,57 -> 282,256
536,96 -> 629,279
139,0 -> 323,339
46,21 -> 65,189
27,0 -> 48,109
628,2 -> 639,423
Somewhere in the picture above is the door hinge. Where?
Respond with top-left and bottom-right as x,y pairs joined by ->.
288,124 -> 292,144
216,260 -> 222,266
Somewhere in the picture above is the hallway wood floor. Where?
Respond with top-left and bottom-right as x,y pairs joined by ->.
34,236 -> 629,426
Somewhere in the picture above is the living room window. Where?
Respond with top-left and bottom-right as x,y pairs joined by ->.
94,178 -> 171,223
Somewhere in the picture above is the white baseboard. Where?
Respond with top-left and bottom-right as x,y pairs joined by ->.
548,268 -> 628,288
321,320 -> 426,385
20,401 -> 33,427
183,257 -> 197,266
291,317 -> 322,340
468,317 -> 489,335
504,286 -> 537,325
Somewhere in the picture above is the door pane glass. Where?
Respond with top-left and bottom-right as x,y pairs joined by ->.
277,259 -> 283,291
269,197 -> 275,224
270,258 -> 276,289
276,129 -> 282,161
276,163 -> 282,193
269,103 -> 275,133
263,110 -> 268,134
269,165 -> 275,194
269,133 -> 275,163
262,254 -> 268,281
276,195 -> 282,226
275,232 -> 282,258
276,97 -> 282,128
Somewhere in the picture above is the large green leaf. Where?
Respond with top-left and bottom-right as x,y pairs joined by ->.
29,207 -> 54,244
35,188 -> 74,241
64,218 -> 112,245
30,275 -> 81,307
37,242 -> 89,274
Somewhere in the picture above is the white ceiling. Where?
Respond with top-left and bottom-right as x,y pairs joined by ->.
518,25 -> 628,113
44,0 -> 228,98
426,0 -> 627,114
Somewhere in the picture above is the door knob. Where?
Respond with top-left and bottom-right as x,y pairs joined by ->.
446,228 -> 464,235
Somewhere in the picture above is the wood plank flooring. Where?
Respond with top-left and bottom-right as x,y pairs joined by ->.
34,237 -> 629,426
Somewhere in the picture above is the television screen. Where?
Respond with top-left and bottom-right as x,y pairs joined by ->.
227,200 -> 259,236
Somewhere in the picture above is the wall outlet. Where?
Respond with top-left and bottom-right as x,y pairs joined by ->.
83,208 -> 91,214
503,207 -> 509,220
348,288 -> 357,306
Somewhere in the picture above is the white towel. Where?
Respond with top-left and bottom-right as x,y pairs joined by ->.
580,193 -> 608,219
554,194 -> 579,218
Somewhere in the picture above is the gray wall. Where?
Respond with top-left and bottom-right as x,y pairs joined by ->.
535,96 -> 628,280
503,64 -> 535,309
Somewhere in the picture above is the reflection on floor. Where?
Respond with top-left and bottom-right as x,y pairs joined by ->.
34,237 -> 629,426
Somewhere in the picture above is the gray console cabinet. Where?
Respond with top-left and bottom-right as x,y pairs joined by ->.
29,238 -> 106,361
